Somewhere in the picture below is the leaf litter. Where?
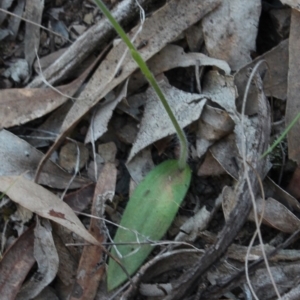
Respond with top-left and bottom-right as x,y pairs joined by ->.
0,0 -> 300,299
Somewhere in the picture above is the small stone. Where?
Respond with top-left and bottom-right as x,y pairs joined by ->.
59,142 -> 89,173
83,13 -> 94,25
98,142 -> 117,163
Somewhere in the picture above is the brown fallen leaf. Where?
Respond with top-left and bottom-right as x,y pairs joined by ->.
251,197 -> 300,233
0,226 -> 35,300
0,82 -> 80,129
0,175 -> 100,246
0,46 -> 105,129
63,183 -> 95,213
70,163 -> 117,300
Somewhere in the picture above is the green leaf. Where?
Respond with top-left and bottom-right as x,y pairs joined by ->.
107,160 -> 191,291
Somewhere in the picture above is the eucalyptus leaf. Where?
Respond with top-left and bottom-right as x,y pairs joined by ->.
107,160 -> 191,290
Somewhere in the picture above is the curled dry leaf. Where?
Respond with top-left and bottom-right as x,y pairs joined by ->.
265,176 -> 300,212
129,44 -> 231,93
0,175 -> 99,246
202,71 -> 238,118
139,283 -> 172,297
196,104 -> 234,158
175,205 -> 213,243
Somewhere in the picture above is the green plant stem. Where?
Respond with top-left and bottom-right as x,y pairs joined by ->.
261,111 -> 300,159
94,0 -> 188,169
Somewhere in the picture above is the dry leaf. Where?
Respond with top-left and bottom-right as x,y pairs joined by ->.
202,71 -> 238,118
280,0 -> 300,11
0,227 -> 35,300
196,104 -> 234,158
52,229 -> 77,287
129,44 -> 230,93
127,79 -> 207,162
223,185 -> 300,233
24,0 -> 44,76
175,206 -> 212,243
184,22 -> 204,52
210,133 -> 240,179
7,0 -> 25,39
197,150 -> 227,176
58,142 -> 89,173
202,0 -> 261,70
248,263 -> 300,299
126,148 -> 154,185
16,219 -> 59,300
70,163 -> 117,300
84,80 -> 129,144
235,39 -> 288,115
0,50 -> 103,129
0,130 -> 90,189
0,175 -> 100,245
286,9 -> 300,163
27,101 -> 73,148
265,176 -> 300,212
